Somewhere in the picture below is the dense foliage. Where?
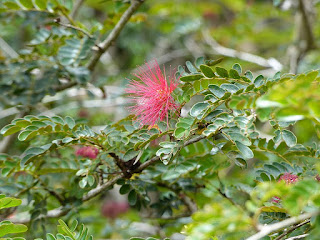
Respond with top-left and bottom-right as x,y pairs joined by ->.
0,0 -> 320,239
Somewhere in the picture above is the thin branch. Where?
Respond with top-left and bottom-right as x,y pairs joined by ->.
285,234 -> 309,240
274,220 -> 310,240
70,0 -> 85,19
87,0 -> 145,71
11,134 -> 205,223
202,30 -> 283,71
287,0 -> 316,73
53,81 -> 77,92
54,19 -> 93,38
298,0 -> 315,50
246,211 -> 320,240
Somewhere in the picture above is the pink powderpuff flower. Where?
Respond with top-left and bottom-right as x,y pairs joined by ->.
278,172 -> 299,185
125,60 -> 180,127
76,146 -> 99,159
272,173 -> 299,203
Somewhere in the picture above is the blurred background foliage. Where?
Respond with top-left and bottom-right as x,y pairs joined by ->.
0,0 -> 320,239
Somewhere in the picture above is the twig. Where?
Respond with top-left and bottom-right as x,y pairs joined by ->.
87,0 -> 145,71
246,211 -> 320,240
298,0 -> 315,50
54,19 -> 93,38
11,134 -> 205,223
202,30 -> 283,71
0,37 -> 19,58
70,0 -> 85,19
285,234 -> 309,240
53,81 -> 77,92
287,0 -> 316,73
274,220 -> 310,240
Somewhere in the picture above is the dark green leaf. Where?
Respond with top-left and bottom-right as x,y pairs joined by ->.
229,69 -> 240,79
216,67 -> 229,78
128,190 -> 137,205
120,184 -> 131,195
180,74 -> 203,82
200,64 -> 215,78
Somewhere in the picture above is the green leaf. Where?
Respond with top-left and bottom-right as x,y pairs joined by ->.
228,132 -> 251,146
128,190 -> 137,205
244,71 -> 253,81
46,233 -> 56,240
4,2 -> 21,9
0,222 -> 28,237
24,147 -> 46,156
208,84 -> 225,98
30,28 -> 50,45
220,84 -> 240,94
0,125 -> 21,136
119,184 -> 131,195
31,120 -> 47,128
180,74 -> 203,82
174,127 -> 187,139
215,67 -> 229,78
21,154 -> 37,166
229,69 -> 240,79
260,172 -> 270,181
58,37 -> 95,66
65,116 -> 75,129
0,197 -> 22,209
87,175 -> 95,186
235,141 -> 254,159
195,57 -> 205,68
18,130 -> 37,141
282,130 -> 297,147
205,58 -> 224,66
186,61 -> 198,73
232,63 -> 242,74
123,149 -> 139,161
70,219 -> 78,232
190,102 -> 209,117
19,0 -> 34,9
34,0 -> 47,10
14,119 -> 31,128
79,178 -> 87,188
200,64 -> 215,78
254,75 -> 264,87
52,116 -> 65,125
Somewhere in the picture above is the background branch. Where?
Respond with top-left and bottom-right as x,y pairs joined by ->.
87,0 -> 145,71
287,0 -> 316,73
70,0 -> 85,19
246,211 -> 319,240
202,30 -> 283,71
11,134 -> 205,223
274,220 -> 310,240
